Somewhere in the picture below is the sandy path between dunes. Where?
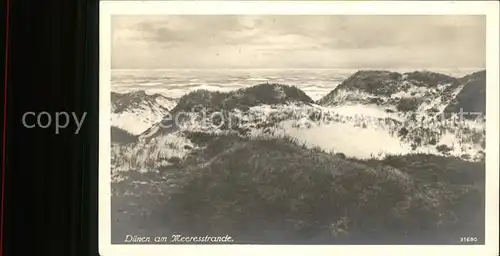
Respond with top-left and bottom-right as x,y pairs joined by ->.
280,121 -> 413,159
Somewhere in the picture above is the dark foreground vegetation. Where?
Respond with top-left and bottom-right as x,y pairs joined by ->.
111,126 -> 138,144
111,132 -> 485,244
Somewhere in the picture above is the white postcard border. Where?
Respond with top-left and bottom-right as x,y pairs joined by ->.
99,1 -> 500,256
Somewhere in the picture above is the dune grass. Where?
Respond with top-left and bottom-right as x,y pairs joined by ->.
111,131 -> 484,244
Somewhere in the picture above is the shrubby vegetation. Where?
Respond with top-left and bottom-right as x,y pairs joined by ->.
111,91 -> 172,113
111,126 -> 138,144
404,71 -> 459,87
111,132 -> 485,244
444,70 -> 486,118
318,71 -> 402,105
397,97 -> 420,112
111,69 -> 487,244
171,83 -> 313,114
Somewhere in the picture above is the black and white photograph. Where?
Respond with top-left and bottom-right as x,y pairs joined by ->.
99,1 -> 499,255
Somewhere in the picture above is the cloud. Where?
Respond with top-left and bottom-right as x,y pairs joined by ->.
111,15 -> 485,69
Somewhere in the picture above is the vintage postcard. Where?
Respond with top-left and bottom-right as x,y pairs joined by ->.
99,1 -> 499,255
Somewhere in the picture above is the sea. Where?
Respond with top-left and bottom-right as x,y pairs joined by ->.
111,68 -> 483,101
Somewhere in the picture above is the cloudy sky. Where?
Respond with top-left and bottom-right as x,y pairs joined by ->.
111,15 -> 485,69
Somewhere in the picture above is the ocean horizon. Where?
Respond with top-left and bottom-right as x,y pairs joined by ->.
111,68 -> 484,101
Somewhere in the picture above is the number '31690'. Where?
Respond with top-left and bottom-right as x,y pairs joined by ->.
460,237 -> 478,243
